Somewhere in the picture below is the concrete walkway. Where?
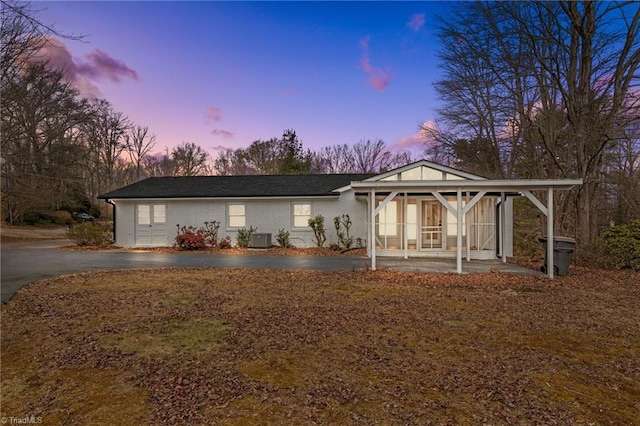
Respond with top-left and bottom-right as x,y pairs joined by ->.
1,239 -> 540,304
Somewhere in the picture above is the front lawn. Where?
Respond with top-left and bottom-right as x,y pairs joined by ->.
1,268 -> 638,424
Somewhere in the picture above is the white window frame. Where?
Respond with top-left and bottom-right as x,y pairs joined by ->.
292,202 -> 312,229
227,203 -> 246,229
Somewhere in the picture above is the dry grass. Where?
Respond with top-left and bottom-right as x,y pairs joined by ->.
1,267 -> 639,425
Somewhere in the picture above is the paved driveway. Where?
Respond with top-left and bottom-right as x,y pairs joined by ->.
1,239 -> 540,304
1,239 -> 365,304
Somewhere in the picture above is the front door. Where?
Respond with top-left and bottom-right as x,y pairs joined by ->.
421,200 -> 442,249
136,204 -> 167,246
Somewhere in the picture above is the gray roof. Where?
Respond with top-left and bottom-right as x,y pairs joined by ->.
98,174 -> 375,200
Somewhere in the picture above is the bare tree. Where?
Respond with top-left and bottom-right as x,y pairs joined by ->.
316,144 -> 355,174
431,0 -> 640,248
212,130 -> 311,175
352,139 -> 401,173
142,150 -> 175,177
125,125 -> 156,181
83,99 -> 131,196
213,149 -> 249,176
171,142 -> 209,176
1,63 -> 93,222
1,0 -> 83,93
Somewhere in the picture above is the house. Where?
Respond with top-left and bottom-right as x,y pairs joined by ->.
98,160 -> 582,277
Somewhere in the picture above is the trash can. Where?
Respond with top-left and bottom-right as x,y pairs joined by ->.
538,236 -> 576,276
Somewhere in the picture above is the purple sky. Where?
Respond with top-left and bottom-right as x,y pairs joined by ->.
35,1 -> 453,158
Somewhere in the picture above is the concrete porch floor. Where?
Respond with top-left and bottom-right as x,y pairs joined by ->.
373,257 -> 543,276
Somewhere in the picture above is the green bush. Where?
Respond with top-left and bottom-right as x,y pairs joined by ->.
333,214 -> 353,248
66,222 -> 112,246
308,215 -> 326,248
276,228 -> 293,248
595,219 -> 640,271
236,226 -> 256,248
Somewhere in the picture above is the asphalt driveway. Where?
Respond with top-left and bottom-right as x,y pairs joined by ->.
1,239 -> 366,304
1,238 -> 540,304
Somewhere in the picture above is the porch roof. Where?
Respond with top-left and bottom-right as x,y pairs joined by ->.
350,179 -> 583,192
359,178 -> 583,279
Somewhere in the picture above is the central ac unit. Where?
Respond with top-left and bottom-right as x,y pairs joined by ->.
249,233 -> 272,249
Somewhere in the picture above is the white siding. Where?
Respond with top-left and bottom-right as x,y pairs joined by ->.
112,191 -> 367,248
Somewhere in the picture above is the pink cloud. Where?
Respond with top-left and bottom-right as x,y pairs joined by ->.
210,129 -> 234,139
407,13 -> 425,32
205,105 -> 222,122
387,121 -> 436,153
359,36 -> 393,91
28,36 -> 138,98
77,49 -> 138,83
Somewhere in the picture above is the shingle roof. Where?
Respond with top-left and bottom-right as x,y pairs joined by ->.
98,174 -> 375,199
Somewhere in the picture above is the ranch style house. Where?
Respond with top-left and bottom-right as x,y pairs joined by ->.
99,160 -> 582,278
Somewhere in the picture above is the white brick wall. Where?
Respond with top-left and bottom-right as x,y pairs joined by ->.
112,192 -> 368,248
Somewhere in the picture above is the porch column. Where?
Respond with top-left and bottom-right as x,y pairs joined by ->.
371,189 -> 376,271
501,192 -> 507,263
403,192 -> 408,259
547,187 -> 554,279
456,189 -> 463,274
465,192 -> 471,261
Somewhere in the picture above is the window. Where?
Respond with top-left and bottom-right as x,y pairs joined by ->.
293,203 -> 311,228
138,205 -> 150,225
228,204 -> 245,228
378,200 -> 397,236
153,204 -> 166,224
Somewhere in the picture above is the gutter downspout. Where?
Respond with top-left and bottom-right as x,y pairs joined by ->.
105,199 -> 116,244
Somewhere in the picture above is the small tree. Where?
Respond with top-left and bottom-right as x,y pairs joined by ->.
276,228 -> 293,248
308,215 -> 326,248
333,214 -> 353,248
203,220 -> 220,247
236,226 -> 256,248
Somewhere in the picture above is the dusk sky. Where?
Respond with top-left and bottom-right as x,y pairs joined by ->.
35,1 -> 454,159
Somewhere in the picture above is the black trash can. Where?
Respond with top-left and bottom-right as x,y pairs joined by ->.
538,236 -> 576,276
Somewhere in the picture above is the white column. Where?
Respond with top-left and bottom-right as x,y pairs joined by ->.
456,189 -> 463,274
501,192 -> 507,263
371,189 -> 376,271
403,192 -> 408,259
465,192 -> 471,261
547,188 -> 554,279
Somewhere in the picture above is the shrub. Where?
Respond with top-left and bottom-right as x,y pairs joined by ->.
308,215 -> 326,248
594,219 -> 640,271
22,210 -> 73,226
42,210 -> 74,225
218,236 -> 232,249
174,225 -> 206,250
276,228 -> 293,248
203,220 -> 220,247
66,222 -> 111,246
236,226 -> 256,248
333,214 -> 353,248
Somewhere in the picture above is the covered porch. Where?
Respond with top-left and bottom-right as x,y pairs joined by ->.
351,179 -> 582,279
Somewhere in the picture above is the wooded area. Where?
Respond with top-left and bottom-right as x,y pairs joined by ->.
424,1 -> 639,249
1,1 -> 638,253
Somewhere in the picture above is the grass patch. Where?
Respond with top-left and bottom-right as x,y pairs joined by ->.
1,267 -> 639,424
102,317 -> 232,357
